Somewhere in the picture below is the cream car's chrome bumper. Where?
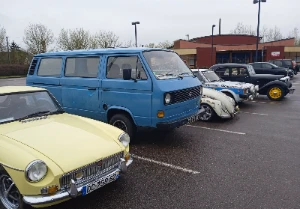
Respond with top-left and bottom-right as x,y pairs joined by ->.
23,157 -> 133,206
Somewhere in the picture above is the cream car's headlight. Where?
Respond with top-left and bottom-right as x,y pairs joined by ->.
165,93 -> 171,104
25,160 -> 47,182
255,85 -> 259,91
118,132 -> 130,147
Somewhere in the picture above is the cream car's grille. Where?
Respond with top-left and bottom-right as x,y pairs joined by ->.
59,152 -> 123,189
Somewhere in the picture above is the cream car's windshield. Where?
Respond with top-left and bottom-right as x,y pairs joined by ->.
0,91 -> 63,124
143,50 -> 193,79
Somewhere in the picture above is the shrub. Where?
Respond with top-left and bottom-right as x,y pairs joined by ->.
0,64 -> 29,76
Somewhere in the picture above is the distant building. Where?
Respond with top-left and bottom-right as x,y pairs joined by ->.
170,34 -> 300,68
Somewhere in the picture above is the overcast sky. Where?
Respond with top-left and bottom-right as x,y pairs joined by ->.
0,0 -> 299,48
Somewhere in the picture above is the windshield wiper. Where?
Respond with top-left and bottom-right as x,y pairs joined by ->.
18,111 -> 50,121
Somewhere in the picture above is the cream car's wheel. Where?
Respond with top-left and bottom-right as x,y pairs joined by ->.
200,104 -> 215,121
0,174 -> 24,209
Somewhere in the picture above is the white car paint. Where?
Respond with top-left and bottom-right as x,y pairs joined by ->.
200,88 -> 239,120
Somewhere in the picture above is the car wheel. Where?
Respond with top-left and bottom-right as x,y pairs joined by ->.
109,114 -> 136,138
199,104 -> 215,121
0,171 -> 27,209
267,86 -> 284,101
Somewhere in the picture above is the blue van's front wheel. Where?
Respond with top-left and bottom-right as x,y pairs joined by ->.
109,114 -> 136,138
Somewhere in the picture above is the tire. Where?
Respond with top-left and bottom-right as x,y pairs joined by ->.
0,170 -> 27,209
109,114 -> 136,138
267,85 -> 285,101
199,104 -> 215,121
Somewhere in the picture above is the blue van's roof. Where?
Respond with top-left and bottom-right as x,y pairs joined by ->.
35,47 -> 172,57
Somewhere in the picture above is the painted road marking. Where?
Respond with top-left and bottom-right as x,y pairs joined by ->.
186,125 -> 246,135
240,111 -> 268,116
132,154 -> 200,174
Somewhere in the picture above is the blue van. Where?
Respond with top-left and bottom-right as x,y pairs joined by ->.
26,48 -> 204,137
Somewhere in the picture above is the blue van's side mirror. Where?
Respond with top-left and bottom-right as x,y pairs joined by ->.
123,69 -> 132,80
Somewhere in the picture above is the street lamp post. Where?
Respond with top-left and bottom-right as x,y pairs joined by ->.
131,21 -> 140,47
211,24 -> 216,66
254,0 -> 266,62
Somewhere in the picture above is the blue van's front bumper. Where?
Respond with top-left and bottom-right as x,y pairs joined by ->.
156,107 -> 205,129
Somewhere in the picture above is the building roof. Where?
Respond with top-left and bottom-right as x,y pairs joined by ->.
35,47 -> 170,57
0,86 -> 46,95
189,34 -> 263,42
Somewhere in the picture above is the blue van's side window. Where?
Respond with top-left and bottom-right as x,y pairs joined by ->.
37,58 -> 62,77
65,57 -> 100,78
106,56 -> 147,80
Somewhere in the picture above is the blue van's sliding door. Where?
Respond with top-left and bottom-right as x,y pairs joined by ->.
101,54 -> 152,126
60,56 -> 101,120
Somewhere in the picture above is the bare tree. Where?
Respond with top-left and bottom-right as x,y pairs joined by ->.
121,40 -> 135,47
144,43 -> 155,48
0,25 -> 6,52
156,40 -> 173,49
230,22 -> 256,36
288,27 -> 300,46
23,23 -> 54,54
91,31 -> 121,48
264,26 -> 283,42
57,28 -> 91,50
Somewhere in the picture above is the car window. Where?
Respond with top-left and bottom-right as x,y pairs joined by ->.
251,63 -> 261,68
215,67 -> 229,77
65,57 -> 100,78
0,91 -> 61,124
274,60 -> 283,67
262,63 -> 273,69
106,56 -> 147,80
193,71 -> 206,83
231,67 -> 248,77
37,58 -> 62,77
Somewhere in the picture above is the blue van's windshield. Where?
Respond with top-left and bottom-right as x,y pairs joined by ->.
143,51 -> 193,79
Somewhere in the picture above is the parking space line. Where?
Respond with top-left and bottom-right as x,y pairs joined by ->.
186,125 -> 246,135
240,111 -> 268,116
132,154 -> 200,174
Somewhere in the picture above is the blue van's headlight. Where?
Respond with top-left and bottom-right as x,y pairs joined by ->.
165,93 -> 171,104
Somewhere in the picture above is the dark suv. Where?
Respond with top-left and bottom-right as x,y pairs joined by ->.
249,62 -> 294,78
268,59 -> 298,75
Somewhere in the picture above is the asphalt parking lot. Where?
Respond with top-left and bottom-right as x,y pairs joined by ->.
1,77 -> 300,209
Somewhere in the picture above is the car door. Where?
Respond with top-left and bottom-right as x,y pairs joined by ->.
261,63 -> 274,74
251,63 -> 263,74
214,67 -> 230,81
101,54 -> 152,126
60,56 -> 101,120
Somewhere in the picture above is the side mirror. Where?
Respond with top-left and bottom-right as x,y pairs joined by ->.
123,69 -> 132,80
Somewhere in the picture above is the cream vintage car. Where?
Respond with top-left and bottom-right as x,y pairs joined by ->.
200,88 -> 239,121
0,86 -> 132,209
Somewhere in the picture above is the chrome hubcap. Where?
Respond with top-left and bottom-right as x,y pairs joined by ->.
200,105 -> 212,121
112,120 -> 128,132
0,175 -> 20,209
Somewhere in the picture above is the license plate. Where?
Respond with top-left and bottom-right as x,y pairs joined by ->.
82,171 -> 119,196
289,89 -> 295,94
187,115 -> 199,124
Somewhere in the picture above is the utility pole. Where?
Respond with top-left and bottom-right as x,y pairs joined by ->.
6,36 -> 11,64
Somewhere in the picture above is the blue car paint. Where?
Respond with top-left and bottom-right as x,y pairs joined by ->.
26,48 -> 202,129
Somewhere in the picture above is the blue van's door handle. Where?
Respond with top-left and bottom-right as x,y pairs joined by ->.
88,87 -> 96,90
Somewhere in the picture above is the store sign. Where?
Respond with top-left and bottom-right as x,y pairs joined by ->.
271,51 -> 280,57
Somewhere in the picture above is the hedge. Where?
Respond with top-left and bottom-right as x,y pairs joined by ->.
0,64 -> 29,76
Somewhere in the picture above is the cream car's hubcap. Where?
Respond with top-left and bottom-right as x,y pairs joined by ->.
200,104 -> 212,120
0,175 -> 20,209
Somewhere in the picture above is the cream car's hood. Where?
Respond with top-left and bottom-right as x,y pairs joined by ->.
0,113 -> 124,173
203,88 -> 235,113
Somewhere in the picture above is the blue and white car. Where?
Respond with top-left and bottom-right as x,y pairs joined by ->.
191,69 -> 259,103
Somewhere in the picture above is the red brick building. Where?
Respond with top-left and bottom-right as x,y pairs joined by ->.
171,34 -> 300,68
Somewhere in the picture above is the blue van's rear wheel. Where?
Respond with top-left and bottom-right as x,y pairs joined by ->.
109,114 -> 136,138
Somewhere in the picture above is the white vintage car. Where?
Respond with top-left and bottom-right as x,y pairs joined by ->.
200,88 -> 239,121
